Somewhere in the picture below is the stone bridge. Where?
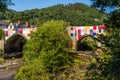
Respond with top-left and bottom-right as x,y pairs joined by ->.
1,23 -> 106,54
67,25 -> 106,50
3,23 -> 37,53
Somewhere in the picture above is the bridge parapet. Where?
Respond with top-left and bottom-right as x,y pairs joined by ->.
2,23 -> 106,51
66,25 -> 106,49
3,23 -> 37,40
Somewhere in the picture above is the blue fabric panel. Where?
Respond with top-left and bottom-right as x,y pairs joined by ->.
92,32 -> 96,36
70,33 -> 74,37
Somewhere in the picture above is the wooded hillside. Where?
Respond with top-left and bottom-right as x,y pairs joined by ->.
0,3 -> 107,26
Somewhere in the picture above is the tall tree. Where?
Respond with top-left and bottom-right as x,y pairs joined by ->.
0,0 -> 7,11
15,20 -> 72,80
0,0 -> 14,11
91,0 -> 120,11
88,0 -> 120,79
91,0 -> 120,28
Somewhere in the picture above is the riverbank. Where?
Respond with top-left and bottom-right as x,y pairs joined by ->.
0,58 -> 23,80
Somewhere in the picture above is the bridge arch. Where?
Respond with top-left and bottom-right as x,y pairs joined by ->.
76,35 -> 102,51
5,33 -> 27,53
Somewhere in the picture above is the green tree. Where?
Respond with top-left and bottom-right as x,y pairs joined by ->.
0,0 -> 7,11
15,20 -> 73,80
91,0 -> 120,28
0,29 -> 4,39
105,9 -> 120,28
91,0 -> 120,11
87,29 -> 120,79
87,0 -> 120,79
0,0 -> 14,11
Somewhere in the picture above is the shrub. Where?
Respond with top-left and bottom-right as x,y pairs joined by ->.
0,29 -> 4,40
77,36 -> 98,51
87,29 -> 120,80
15,20 -> 72,80
0,58 -> 4,63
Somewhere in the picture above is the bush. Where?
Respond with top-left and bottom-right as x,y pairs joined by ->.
77,36 -> 98,51
15,20 -> 72,80
0,29 -> 4,40
0,58 -> 4,63
87,29 -> 120,80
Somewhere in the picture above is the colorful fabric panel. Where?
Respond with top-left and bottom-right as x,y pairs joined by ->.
90,29 -> 93,35
70,33 -> 74,37
78,35 -> 82,40
93,26 -> 97,30
92,32 -> 96,37
85,26 -> 90,30
78,30 -> 81,36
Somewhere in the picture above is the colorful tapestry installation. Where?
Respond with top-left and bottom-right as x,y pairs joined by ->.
66,25 -> 106,49
3,23 -> 37,40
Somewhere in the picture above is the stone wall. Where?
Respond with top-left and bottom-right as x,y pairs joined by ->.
0,39 -> 4,58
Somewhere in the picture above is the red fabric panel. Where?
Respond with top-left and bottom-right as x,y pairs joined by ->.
71,27 -> 73,30
93,26 -> 97,30
78,29 -> 81,36
98,26 -> 106,29
78,35 -> 82,40
78,29 -> 81,32
18,28 -> 23,33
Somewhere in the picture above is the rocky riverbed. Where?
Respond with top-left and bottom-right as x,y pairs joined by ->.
0,58 -> 23,80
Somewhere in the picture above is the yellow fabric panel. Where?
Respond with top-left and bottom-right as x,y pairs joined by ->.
85,26 -> 90,30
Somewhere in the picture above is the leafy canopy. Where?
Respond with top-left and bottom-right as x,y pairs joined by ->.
0,0 -> 14,11
91,0 -> 120,11
0,0 -> 7,11
15,20 -> 73,80
87,0 -> 120,79
0,29 -> 4,39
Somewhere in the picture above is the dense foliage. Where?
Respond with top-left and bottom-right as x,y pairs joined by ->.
105,9 -> 120,28
0,0 -> 14,12
0,29 -> 4,39
87,0 -> 120,79
0,3 -> 106,26
0,9 -> 16,20
91,0 -> 120,11
15,20 -> 73,80
87,29 -> 120,79
0,0 -> 7,11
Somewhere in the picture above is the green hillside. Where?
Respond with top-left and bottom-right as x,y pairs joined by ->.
1,3 -> 107,26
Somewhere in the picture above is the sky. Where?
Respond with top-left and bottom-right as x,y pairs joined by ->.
8,0 -> 92,11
